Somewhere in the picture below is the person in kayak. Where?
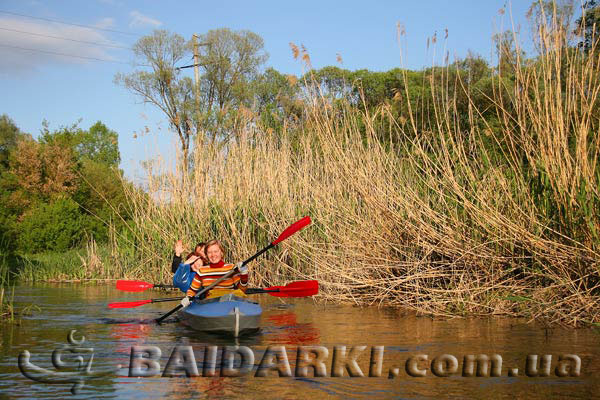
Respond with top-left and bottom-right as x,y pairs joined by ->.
180,239 -> 248,307
171,240 -> 207,273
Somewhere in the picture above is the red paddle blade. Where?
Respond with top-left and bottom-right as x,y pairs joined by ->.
116,280 -> 154,292
272,216 -> 311,245
267,280 -> 319,297
108,299 -> 152,309
268,287 -> 318,297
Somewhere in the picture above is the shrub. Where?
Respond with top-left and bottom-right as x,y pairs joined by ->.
18,197 -> 83,253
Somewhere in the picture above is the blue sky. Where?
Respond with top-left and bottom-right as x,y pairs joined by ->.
0,1 -> 535,180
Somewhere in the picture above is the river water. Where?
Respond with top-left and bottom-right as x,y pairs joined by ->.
1,283 -> 599,399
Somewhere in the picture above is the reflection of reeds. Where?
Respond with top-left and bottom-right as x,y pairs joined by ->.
0,263 -> 15,321
0,286 -> 15,322
116,9 -> 599,326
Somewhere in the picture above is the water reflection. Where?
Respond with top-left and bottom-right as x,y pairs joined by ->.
0,284 -> 599,399
265,311 -> 321,344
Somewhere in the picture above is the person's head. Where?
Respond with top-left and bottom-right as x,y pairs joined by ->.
205,239 -> 225,264
194,242 -> 207,261
185,242 -> 206,263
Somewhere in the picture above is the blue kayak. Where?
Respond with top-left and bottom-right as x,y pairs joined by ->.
178,293 -> 262,336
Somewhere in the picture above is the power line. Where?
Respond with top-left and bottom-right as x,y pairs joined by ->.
0,26 -> 132,50
0,43 -> 148,66
0,10 -> 141,37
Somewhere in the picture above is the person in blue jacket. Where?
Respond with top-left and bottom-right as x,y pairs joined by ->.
170,239 -> 207,273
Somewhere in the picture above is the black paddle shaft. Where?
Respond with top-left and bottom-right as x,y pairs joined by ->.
242,243 -> 274,266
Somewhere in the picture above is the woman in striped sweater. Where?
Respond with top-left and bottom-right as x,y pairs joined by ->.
180,239 -> 248,308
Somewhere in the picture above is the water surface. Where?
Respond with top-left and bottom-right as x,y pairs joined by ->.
1,283 -> 599,399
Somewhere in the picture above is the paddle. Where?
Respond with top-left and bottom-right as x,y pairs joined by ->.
154,216 -> 312,324
108,280 -> 319,309
116,280 -> 173,292
246,280 -> 319,297
108,296 -> 181,309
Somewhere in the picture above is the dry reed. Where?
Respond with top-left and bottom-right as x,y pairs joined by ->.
113,7 -> 600,326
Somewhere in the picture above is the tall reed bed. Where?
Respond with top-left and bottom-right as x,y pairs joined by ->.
117,9 -> 599,326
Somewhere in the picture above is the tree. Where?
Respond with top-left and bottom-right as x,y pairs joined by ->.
77,121 -> 120,166
527,0 -> 576,51
196,28 -> 268,144
11,134 -> 79,199
575,0 -> 600,52
73,158 -> 131,243
18,197 -> 83,253
0,114 -> 20,169
308,66 -> 353,99
116,28 -> 268,166
115,30 -> 195,171
492,30 -> 523,76
252,68 -> 302,133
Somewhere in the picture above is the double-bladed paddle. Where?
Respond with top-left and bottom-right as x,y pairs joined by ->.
116,280 -> 173,292
115,278 -> 319,298
107,279 -> 319,309
154,216 -> 311,324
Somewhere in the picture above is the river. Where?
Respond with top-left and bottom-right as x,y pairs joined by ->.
0,283 -> 599,399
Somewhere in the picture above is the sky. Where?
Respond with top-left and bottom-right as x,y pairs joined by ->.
0,0 -> 538,181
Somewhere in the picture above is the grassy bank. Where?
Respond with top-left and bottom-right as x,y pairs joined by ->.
109,13 -> 599,327
1,240 -> 123,283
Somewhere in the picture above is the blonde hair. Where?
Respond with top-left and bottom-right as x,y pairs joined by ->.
205,239 -> 226,258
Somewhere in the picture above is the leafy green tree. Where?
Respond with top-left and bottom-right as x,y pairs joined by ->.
492,31 -> 523,76
77,122 -> 120,166
73,159 -> 130,242
253,68 -> 302,133
0,114 -> 20,169
197,28 -> 268,144
309,66 -> 353,99
18,197 -> 83,253
1,118 -> 128,253
0,115 -> 21,251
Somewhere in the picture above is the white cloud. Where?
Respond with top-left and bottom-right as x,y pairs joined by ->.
0,16 -> 120,74
129,11 -> 162,29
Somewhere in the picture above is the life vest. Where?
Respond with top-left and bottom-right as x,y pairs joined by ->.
172,262 -> 195,293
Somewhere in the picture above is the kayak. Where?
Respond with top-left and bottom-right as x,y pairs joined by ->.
177,293 -> 262,336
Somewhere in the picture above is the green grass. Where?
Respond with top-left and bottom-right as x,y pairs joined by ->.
0,243 -> 121,283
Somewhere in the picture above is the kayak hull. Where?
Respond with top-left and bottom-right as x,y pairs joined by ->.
178,294 -> 262,336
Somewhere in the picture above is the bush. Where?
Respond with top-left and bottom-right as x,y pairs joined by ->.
18,197 -> 83,253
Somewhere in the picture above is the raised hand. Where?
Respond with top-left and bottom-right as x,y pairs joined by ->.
174,239 -> 185,257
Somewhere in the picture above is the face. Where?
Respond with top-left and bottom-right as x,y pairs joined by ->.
195,246 -> 206,259
206,244 -> 223,264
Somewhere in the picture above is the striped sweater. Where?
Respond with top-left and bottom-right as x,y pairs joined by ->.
185,261 -> 248,297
